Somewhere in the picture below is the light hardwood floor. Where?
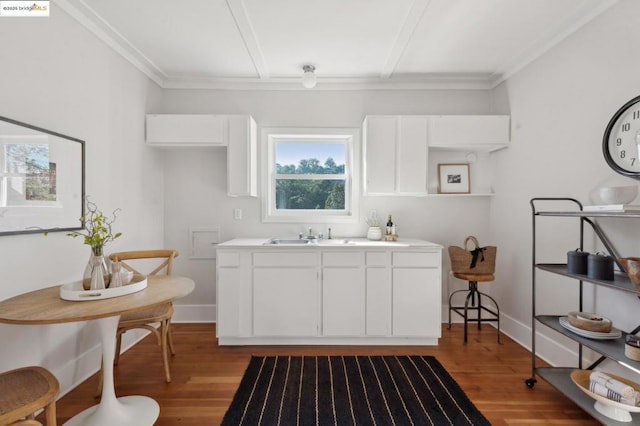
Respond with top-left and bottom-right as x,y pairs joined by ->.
50,323 -> 598,425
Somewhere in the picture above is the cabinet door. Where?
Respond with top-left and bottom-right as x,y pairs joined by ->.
227,115 -> 257,197
397,116 -> 428,194
145,114 -> 227,146
363,115 -> 428,195
322,267 -> 364,336
363,116 -> 396,194
216,268 -> 241,337
429,115 -> 510,150
392,268 -> 441,336
366,268 -> 390,336
253,268 -> 318,336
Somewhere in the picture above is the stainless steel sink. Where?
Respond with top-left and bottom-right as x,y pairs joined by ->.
316,239 -> 355,245
264,238 -> 311,245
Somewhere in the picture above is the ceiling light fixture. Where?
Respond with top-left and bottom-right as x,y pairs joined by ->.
301,65 -> 316,89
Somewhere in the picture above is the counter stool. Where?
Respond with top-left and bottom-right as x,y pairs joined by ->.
0,366 -> 59,425
448,271 -> 500,344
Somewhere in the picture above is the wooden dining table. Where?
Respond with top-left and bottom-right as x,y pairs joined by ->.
0,275 -> 195,426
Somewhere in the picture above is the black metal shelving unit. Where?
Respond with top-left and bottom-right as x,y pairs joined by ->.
528,197 -> 640,425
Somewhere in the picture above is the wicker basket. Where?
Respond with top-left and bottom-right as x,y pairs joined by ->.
448,236 -> 497,275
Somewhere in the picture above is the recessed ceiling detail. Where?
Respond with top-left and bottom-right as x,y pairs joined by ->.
56,0 -> 617,90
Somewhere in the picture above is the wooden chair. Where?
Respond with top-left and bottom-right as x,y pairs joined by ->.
0,366 -> 59,425
97,249 -> 179,395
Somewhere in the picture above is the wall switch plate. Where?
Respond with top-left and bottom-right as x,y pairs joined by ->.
234,208 -> 242,220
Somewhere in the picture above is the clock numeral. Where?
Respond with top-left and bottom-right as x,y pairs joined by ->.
617,138 -> 622,146
632,158 -> 637,166
621,150 -> 626,159
622,123 -> 631,132
634,110 -> 640,120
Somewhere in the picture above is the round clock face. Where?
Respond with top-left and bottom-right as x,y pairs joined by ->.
603,95 -> 640,178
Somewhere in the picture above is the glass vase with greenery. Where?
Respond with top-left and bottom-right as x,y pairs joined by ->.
67,198 -> 122,290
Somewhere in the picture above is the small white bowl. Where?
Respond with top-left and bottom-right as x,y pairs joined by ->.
599,185 -> 638,205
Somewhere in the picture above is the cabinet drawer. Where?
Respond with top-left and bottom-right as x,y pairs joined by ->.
392,252 -> 440,267
366,252 -> 389,267
323,252 -> 361,266
217,251 -> 240,267
253,252 -> 317,267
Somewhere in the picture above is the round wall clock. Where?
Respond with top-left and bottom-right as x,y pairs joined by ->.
603,95 -> 640,179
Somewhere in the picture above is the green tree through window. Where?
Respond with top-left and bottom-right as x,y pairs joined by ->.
275,157 -> 345,210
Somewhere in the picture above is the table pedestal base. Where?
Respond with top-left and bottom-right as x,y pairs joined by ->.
64,396 -> 159,426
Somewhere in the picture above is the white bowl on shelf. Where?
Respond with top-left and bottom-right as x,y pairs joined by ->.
599,185 -> 638,205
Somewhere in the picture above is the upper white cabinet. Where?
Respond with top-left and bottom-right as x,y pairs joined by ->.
363,114 -> 510,196
429,115 -> 510,152
146,114 -> 257,197
227,115 -> 257,197
146,114 -> 227,146
363,115 -> 429,196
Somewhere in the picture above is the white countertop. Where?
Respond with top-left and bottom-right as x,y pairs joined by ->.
217,237 -> 442,249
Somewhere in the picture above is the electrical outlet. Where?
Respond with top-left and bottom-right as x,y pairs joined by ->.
234,208 -> 242,220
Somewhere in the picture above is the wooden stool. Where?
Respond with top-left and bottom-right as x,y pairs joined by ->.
0,366 -> 59,425
448,272 -> 501,344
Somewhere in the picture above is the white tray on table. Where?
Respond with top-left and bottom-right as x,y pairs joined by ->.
59,274 -> 147,301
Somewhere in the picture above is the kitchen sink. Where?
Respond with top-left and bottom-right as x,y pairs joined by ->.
316,239 -> 355,245
264,238 -> 311,245
263,238 -> 356,245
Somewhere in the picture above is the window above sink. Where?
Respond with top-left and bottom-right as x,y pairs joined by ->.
261,127 -> 360,223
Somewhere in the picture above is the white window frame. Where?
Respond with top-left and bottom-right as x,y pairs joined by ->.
261,127 -> 360,223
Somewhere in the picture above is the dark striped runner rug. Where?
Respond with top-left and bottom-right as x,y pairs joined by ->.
222,355 -> 490,426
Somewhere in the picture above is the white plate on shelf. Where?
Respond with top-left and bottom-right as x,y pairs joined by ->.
59,274 -> 147,301
559,317 -> 622,339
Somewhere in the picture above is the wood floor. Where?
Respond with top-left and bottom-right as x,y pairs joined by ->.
50,323 -> 598,425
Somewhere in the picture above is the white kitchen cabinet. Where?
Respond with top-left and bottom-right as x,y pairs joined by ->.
216,239 -> 442,345
392,268 -> 441,336
145,114 -> 227,146
429,115 -> 510,152
363,115 -> 429,196
227,115 -> 257,197
391,251 -> 442,337
253,267 -> 318,336
146,114 -> 257,197
322,252 -> 364,336
363,114 -> 510,196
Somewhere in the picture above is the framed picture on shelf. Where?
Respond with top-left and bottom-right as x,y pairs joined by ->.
438,163 -> 470,194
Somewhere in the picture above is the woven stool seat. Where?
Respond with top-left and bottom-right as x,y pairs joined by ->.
452,272 -> 494,282
0,366 -> 59,425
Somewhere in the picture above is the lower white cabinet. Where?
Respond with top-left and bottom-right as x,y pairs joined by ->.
253,267 -> 318,336
323,267 -> 364,336
216,241 -> 442,345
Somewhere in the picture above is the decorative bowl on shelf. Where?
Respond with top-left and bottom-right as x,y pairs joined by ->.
567,311 -> 612,333
618,257 -> 640,288
599,185 -> 639,205
571,369 -> 640,422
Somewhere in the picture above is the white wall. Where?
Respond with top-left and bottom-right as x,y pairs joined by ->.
158,89 -> 501,319
0,7 -> 164,394
491,0 -> 640,367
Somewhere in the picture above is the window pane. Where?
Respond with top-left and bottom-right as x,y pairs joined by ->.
275,143 -> 345,175
276,179 -> 345,210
